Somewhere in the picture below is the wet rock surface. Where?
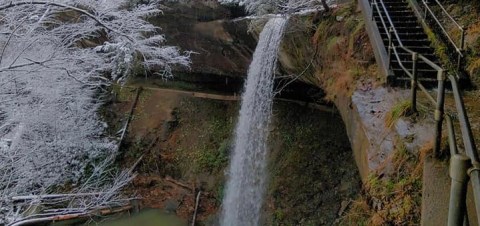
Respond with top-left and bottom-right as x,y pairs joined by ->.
265,102 -> 361,225
151,0 -> 256,77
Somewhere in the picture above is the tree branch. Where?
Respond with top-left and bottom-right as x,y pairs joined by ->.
0,1 -> 135,41
9,205 -> 132,226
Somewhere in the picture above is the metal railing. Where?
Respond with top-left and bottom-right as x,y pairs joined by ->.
422,0 -> 465,72
371,0 -> 446,155
369,0 -> 479,225
445,76 -> 480,226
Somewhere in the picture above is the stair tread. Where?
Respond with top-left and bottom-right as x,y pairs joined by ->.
391,60 -> 441,64
382,38 -> 430,42
380,32 -> 427,35
369,0 -> 450,88
392,68 -> 438,72
395,77 -> 438,82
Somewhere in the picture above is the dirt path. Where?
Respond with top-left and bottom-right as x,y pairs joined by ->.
125,85 -> 336,113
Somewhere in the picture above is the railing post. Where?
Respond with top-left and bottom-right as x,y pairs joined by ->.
371,0 -> 376,21
448,154 -> 471,226
434,69 -> 446,157
457,27 -> 466,72
423,0 -> 428,20
446,115 -> 458,156
411,52 -> 418,113
388,27 -> 393,66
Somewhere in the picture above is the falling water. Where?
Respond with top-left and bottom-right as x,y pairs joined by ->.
220,17 -> 288,226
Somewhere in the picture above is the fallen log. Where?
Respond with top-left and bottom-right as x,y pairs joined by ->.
12,192 -> 106,202
9,205 -> 132,226
165,176 -> 192,191
191,191 -> 201,226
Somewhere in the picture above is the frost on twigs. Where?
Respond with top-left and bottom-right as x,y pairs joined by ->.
218,0 -> 332,15
0,0 -> 189,224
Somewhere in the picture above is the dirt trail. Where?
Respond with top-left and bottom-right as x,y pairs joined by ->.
125,85 -> 336,113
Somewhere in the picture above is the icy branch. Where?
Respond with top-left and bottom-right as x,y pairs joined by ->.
219,0 -> 332,15
0,0 -> 190,224
0,1 -> 135,41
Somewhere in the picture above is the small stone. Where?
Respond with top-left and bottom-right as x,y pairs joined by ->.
338,200 -> 351,216
336,16 -> 344,22
164,199 -> 179,213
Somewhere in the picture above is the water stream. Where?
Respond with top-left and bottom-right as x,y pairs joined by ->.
220,17 -> 288,226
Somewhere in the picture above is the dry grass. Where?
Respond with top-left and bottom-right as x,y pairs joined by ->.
311,3 -> 377,100
385,100 -> 412,129
338,138 -> 431,225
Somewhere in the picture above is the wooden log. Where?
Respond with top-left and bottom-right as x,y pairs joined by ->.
10,205 -> 132,226
12,192 -> 106,202
117,87 -> 142,152
191,191 -> 201,226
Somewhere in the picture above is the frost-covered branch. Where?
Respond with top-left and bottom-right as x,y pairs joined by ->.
219,0 -> 332,15
0,0 -> 189,224
0,1 -> 135,41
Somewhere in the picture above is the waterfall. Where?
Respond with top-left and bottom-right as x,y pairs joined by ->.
220,17 -> 288,226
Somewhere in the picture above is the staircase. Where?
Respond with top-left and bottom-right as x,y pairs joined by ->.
370,0 -> 442,87
359,1 -> 480,225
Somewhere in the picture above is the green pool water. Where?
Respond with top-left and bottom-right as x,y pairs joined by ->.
97,210 -> 186,226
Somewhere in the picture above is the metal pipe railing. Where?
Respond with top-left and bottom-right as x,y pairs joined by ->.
446,114 -> 471,226
369,0 -> 479,224
449,75 -> 479,163
422,0 -> 465,71
374,0 -> 446,155
447,151 -> 470,226
448,75 -> 480,226
434,70 -> 446,157
411,52 -> 418,113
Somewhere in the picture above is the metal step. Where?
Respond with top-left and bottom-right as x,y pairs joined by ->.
380,32 -> 428,39
368,0 -> 449,88
391,60 -> 441,70
374,15 -> 418,23
395,52 -> 439,62
382,39 -> 431,46
393,76 -> 439,88
392,68 -> 438,79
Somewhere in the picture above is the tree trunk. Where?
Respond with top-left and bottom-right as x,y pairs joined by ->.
321,0 -> 330,12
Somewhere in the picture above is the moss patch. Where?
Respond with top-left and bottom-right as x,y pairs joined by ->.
265,102 -> 361,225
173,98 -> 236,176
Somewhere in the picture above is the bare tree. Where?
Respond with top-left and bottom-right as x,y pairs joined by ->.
219,0 -> 332,15
320,0 -> 330,12
0,0 -> 188,224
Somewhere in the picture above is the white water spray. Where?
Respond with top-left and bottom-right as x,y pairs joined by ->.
220,17 -> 288,226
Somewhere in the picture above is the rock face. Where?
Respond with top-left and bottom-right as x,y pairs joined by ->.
151,1 -> 256,77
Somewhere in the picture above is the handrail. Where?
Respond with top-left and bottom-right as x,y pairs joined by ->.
422,0 -> 465,71
447,75 -> 480,225
423,0 -> 464,50
391,45 -> 437,104
373,0 -> 445,153
449,75 -> 479,163
369,0 -> 479,224
374,0 -> 440,70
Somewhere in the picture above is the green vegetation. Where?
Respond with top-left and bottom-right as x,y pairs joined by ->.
385,100 -> 413,128
197,139 -> 231,172
174,99 -> 235,174
266,103 -> 361,225
385,100 -> 429,128
423,26 -> 456,72
421,1 -> 480,84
